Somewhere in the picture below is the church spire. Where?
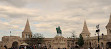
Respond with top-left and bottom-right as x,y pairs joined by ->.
106,14 -> 111,28
81,20 -> 90,34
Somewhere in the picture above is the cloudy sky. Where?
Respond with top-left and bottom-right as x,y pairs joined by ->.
0,0 -> 111,41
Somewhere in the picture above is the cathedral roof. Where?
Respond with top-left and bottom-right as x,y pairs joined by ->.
81,20 -> 90,34
106,14 -> 111,28
23,19 -> 32,33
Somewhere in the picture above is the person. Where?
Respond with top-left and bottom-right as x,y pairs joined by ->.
90,47 -> 93,49
93,47 -> 95,49
24,46 -> 27,49
88,47 -> 90,49
4,45 -> 7,49
21,48 -> 24,49
101,47 -> 103,49
19,46 -> 21,49
9,47 -> 12,49
80,47 -> 84,49
33,45 -> 35,49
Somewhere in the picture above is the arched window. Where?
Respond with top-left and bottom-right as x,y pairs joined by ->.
110,29 -> 111,33
95,41 -> 97,47
89,42 -> 91,47
25,34 -> 27,38
28,35 -> 30,38
101,42 -> 103,47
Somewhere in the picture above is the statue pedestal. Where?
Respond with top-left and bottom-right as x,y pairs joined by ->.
56,34 -> 62,36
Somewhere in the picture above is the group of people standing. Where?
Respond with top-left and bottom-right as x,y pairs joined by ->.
4,45 -> 48,49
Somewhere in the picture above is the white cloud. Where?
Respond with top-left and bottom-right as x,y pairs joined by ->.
0,0 -> 111,41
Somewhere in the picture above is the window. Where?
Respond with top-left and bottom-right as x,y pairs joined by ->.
25,34 -> 27,38
27,34 -> 30,38
110,29 -> 111,33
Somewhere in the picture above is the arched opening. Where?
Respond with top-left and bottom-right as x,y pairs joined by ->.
27,35 -> 29,38
94,41 -> 97,48
25,34 -> 27,38
87,42 -> 88,45
12,41 -> 18,48
75,42 -> 78,46
49,44 -> 51,48
101,42 -> 103,48
63,48 -> 66,49
89,42 -> 91,47
58,48 -> 60,49
67,42 -> 70,48
106,42 -> 111,48
92,43 -> 93,47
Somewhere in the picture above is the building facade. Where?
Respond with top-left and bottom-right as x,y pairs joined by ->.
0,14 -> 111,49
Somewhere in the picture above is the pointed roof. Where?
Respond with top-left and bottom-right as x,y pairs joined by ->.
23,19 -> 32,32
81,20 -> 90,34
106,14 -> 111,28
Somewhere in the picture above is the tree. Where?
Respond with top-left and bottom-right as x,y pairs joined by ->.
71,31 -> 76,39
25,33 -> 44,46
70,31 -> 76,48
78,34 -> 84,47
32,33 -> 44,48
32,33 -> 44,44
32,33 -> 44,38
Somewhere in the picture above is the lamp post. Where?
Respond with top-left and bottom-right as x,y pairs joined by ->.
96,24 -> 100,48
10,31 -> 11,36
101,33 -> 104,49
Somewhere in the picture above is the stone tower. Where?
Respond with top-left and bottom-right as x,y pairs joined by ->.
81,20 -> 91,38
22,19 -> 32,38
106,14 -> 111,36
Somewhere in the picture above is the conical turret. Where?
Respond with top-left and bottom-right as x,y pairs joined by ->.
22,19 -> 32,38
106,14 -> 111,36
81,20 -> 90,38
81,20 -> 90,34
106,14 -> 111,29
23,19 -> 32,32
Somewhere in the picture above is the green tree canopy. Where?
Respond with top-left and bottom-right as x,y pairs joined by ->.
78,34 -> 84,47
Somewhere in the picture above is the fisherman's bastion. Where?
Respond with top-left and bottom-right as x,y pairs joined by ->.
0,14 -> 111,49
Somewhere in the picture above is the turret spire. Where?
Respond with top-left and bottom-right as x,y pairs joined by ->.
106,14 -> 111,28
81,20 -> 90,34
81,20 -> 90,38
23,19 -> 32,32
22,19 -> 32,38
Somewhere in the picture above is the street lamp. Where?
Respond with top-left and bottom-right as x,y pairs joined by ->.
102,33 -> 104,39
96,24 -> 100,48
